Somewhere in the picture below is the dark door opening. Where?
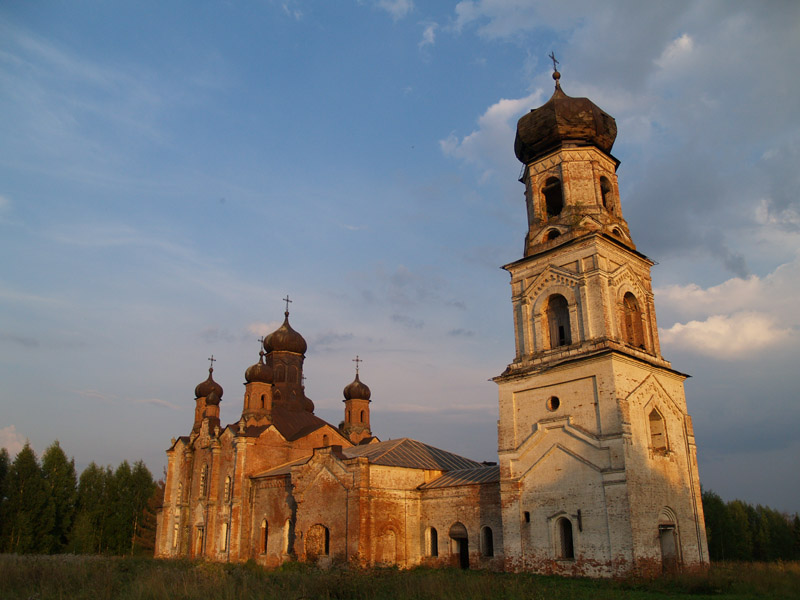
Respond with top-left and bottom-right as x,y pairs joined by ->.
458,538 -> 469,569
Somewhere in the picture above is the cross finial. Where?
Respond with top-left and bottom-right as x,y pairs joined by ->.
549,51 -> 559,72
352,355 -> 362,375
283,295 -> 292,315
208,354 -> 216,372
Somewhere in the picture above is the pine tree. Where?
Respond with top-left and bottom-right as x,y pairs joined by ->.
70,462 -> 112,553
41,441 -> 77,553
133,477 -> 164,554
3,443 -> 54,553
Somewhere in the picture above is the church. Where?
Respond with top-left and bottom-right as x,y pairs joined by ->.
155,70 -> 709,576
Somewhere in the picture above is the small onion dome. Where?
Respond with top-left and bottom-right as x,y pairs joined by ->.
195,367 -> 223,399
264,312 -> 307,355
514,73 -> 617,165
205,389 -> 221,406
245,352 -> 273,384
343,373 -> 371,401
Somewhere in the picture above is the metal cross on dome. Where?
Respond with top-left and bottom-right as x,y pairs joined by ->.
283,295 -> 292,313
549,51 -> 559,72
352,355 -> 362,375
208,355 -> 216,370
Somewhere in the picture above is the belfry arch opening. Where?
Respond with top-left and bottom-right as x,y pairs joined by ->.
543,177 -> 563,218
622,292 -> 645,348
649,409 -> 668,453
545,228 -> 561,242
600,176 -> 613,211
545,294 -> 571,348
557,517 -> 574,560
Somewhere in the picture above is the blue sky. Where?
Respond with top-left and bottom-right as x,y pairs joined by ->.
2,1 -> 799,512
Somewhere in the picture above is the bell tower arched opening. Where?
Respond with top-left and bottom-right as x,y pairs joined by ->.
543,177 -> 563,218
545,294 -> 571,348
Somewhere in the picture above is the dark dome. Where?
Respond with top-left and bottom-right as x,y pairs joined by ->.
514,79 -> 617,165
264,312 -> 307,355
205,389 -> 221,406
245,352 -> 273,384
343,373 -> 371,401
195,367 -> 223,399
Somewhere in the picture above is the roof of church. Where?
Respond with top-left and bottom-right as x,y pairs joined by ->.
343,438 -> 482,470
418,464 -> 500,489
251,437 -> 483,479
230,407 -> 334,441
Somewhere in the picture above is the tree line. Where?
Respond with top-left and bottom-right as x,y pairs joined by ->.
0,441 -> 162,555
701,490 -> 800,562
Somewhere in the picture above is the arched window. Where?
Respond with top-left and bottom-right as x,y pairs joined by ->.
261,519 -> 269,554
600,176 -> 613,211
557,517 -> 574,559
545,228 -> 561,241
481,526 -> 494,557
177,482 -> 182,504
260,394 -> 266,409
223,475 -> 232,502
346,410 -> 350,423
649,409 -> 668,453
426,527 -> 439,557
221,521 -> 229,551
199,464 -> 208,498
322,434 -> 329,446
283,519 -> 293,554
360,410 -> 365,423
172,523 -> 179,549
543,177 -> 563,218
288,365 -> 298,383
306,524 -> 330,557
275,364 -> 286,381
623,292 -> 645,348
545,294 -> 571,348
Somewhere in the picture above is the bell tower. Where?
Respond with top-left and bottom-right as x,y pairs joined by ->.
495,65 -> 708,575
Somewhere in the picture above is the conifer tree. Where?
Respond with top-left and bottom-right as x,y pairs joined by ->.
41,441 -> 77,553
0,448 -> 10,542
3,443 -> 54,553
70,462 -> 112,553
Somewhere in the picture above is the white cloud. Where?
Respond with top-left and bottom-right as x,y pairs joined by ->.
419,21 -> 438,49
654,33 -> 694,70
376,0 -> 413,21
440,92 -> 541,182
248,321 -> 281,337
660,312 -> 791,359
656,255 -> 800,358
0,425 -> 26,456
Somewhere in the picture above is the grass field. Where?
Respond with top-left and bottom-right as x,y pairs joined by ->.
1,555 -> 799,600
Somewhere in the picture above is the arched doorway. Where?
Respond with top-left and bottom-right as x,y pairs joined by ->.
449,522 -> 469,569
305,524 -> 329,560
658,508 -> 680,573
377,529 -> 397,564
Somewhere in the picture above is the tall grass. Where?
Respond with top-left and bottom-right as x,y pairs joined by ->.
1,555 -> 798,600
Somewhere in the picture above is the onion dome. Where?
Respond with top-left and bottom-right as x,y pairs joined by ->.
263,311 -> 307,355
514,70 -> 617,165
245,351 -> 273,384
343,373 -> 371,401
195,366 -> 223,399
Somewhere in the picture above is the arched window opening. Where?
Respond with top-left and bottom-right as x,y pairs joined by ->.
612,227 -> 623,238
481,526 -> 494,557
283,519 -> 293,554
649,409 -> 668,453
557,517 -> 574,560
545,294 -> 571,348
426,527 -> 439,557
221,522 -> 229,552
275,364 -> 286,381
360,410 -> 365,423
543,177 -> 563,218
172,523 -> 179,549
273,389 -> 282,402
524,511 -> 531,523
261,519 -> 269,554
306,524 -> 330,558
260,394 -> 265,409
346,409 -> 350,423
600,176 -> 613,211
545,229 -> 561,241
322,434 -> 329,446
449,522 -> 469,569
623,292 -> 645,348
288,365 -> 298,383
177,482 -> 182,504
199,464 -> 208,498
223,475 -> 232,502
